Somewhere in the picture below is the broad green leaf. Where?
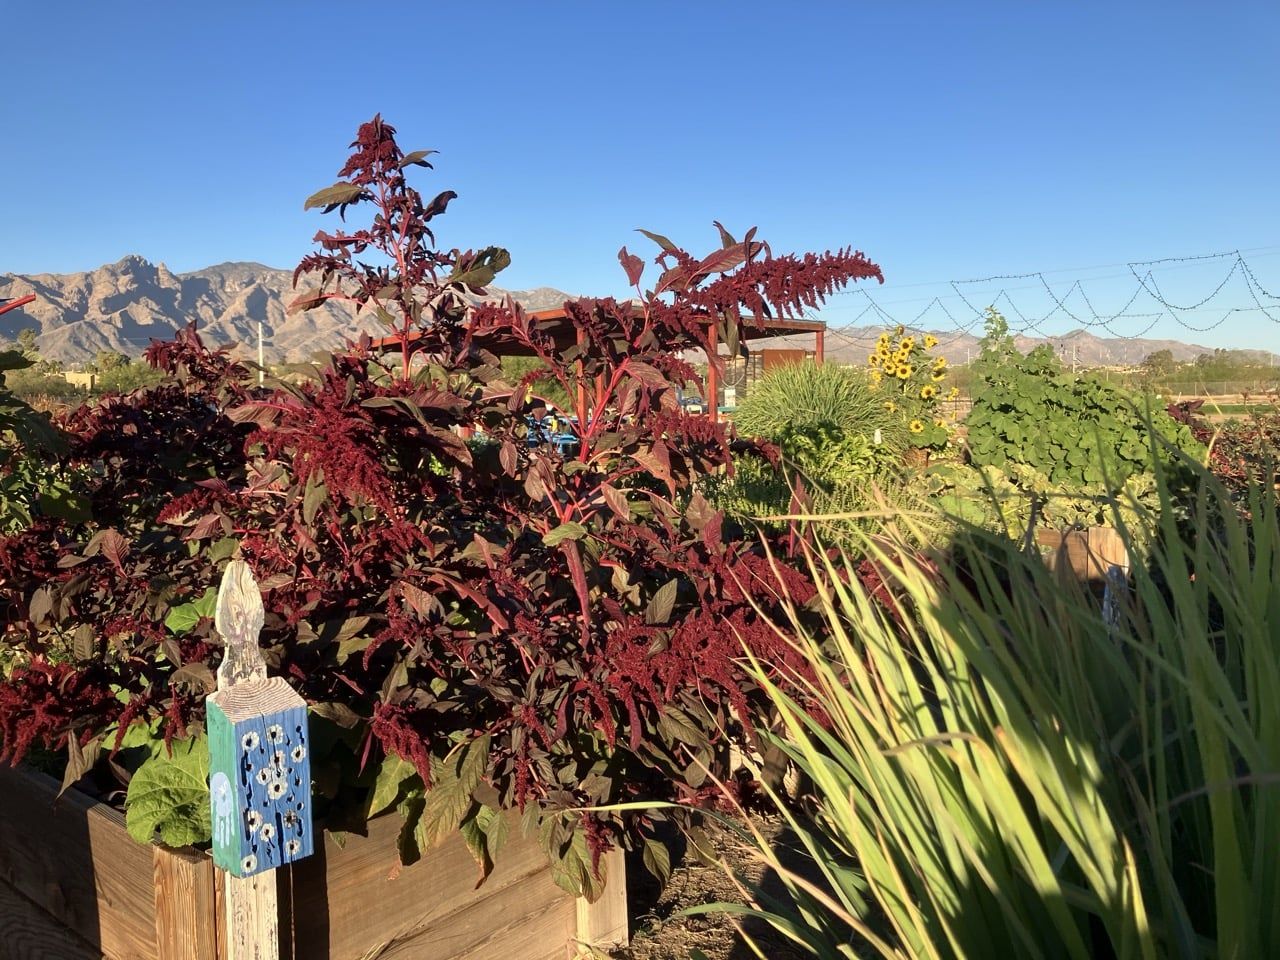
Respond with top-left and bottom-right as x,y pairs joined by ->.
164,587 -> 217,635
417,735 -> 491,850
644,579 -> 678,626
124,736 -> 211,847
542,521 -> 587,547
369,753 -> 418,818
303,182 -> 364,210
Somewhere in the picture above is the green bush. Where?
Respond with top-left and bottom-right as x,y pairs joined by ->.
712,363 -> 907,529
711,456 -> 1280,958
734,362 -> 898,444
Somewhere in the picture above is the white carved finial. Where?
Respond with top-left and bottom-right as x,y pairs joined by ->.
215,559 -> 267,689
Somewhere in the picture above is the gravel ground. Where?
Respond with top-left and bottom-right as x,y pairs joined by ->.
608,815 -> 813,960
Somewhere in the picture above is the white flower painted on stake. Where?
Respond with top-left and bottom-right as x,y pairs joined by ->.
256,768 -> 271,785
266,724 -> 284,743
267,778 -> 287,800
271,750 -> 287,769
260,823 -> 276,842
245,810 -> 262,833
291,745 -> 307,763
241,731 -> 260,751
241,854 -> 257,874
285,839 -> 302,856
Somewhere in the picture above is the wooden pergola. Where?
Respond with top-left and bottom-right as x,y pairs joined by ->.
370,306 -> 826,422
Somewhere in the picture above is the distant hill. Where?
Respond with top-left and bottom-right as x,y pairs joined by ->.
0,256 -> 576,364
0,256 -> 1253,368
748,324 -> 1227,368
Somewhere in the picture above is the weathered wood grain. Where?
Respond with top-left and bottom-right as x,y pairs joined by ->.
0,880 -> 101,960
0,765 -> 158,959
283,808 -> 578,960
576,847 -> 629,950
152,845 -> 219,960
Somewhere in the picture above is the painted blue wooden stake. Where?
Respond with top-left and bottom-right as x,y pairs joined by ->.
207,560 -> 312,959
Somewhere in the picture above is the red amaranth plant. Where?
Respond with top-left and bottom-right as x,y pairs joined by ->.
0,116 -> 884,897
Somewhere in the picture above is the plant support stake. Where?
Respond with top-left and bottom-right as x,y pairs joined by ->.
207,560 -> 313,960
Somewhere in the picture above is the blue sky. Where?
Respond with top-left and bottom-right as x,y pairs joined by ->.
2,1 -> 1277,348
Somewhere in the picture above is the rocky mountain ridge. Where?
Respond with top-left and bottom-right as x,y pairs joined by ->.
0,256 -> 575,364
0,256 -> 1238,367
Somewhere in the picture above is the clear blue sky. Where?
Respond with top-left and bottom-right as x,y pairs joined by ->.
2,2 -> 1277,348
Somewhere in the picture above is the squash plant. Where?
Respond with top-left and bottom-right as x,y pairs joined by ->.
965,319 -> 1199,505
0,116 -> 884,897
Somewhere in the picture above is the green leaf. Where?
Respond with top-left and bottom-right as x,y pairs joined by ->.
460,804 -> 508,885
303,182 -> 364,210
164,587 -> 217,635
645,579 -> 678,626
642,837 -> 672,887
124,736 -> 211,847
417,735 -> 491,850
542,521 -> 587,547
38,485 -> 91,523
369,753 -> 418,818
636,228 -> 678,252
448,246 -> 511,290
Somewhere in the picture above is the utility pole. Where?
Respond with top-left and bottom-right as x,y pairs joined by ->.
1073,345 -> 1078,374
257,321 -> 265,385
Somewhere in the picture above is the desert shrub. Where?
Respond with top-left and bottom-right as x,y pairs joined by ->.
714,363 -> 905,530
734,362 -> 894,444
0,117 -> 885,895
709,456 -> 1280,958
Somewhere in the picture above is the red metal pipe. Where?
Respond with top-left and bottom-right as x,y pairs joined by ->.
0,294 -> 36,317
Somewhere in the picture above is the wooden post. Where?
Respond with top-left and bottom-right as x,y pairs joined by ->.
815,327 -> 825,364
706,321 -> 719,423
207,560 -> 314,960
575,847 -> 628,950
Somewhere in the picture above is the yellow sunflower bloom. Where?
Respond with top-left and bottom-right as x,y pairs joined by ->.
933,356 -> 947,369
900,336 -> 915,351
884,400 -> 897,413
920,384 -> 937,399
924,334 -> 938,349
870,369 -> 883,385
896,364 -> 914,379
868,353 -> 881,368
931,369 -> 946,381
934,418 -> 946,428
909,419 -> 925,434
949,386 -> 960,398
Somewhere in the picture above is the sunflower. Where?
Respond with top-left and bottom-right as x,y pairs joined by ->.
933,356 -> 947,369
931,369 -> 947,381
900,336 -> 916,351
934,418 -> 947,428
909,419 -> 925,434
884,400 -> 897,413
870,369 -> 883,385
896,364 -> 914,379
949,386 -> 960,399
868,353 -> 881,368
924,334 -> 938,349
920,384 -> 937,400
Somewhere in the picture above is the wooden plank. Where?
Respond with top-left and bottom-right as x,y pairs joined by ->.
153,845 -> 219,960
576,847 -> 629,950
0,880 -> 102,960
284,809 -> 573,960
379,865 -> 575,960
0,765 -> 159,960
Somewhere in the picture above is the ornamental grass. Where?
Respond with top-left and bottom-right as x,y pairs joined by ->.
706,450 -> 1280,958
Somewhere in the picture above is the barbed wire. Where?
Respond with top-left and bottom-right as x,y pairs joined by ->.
821,247 -> 1280,342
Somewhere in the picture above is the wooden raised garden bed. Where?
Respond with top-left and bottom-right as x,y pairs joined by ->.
0,764 -> 626,960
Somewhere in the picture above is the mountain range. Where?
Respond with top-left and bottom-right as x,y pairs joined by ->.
0,256 -> 1235,368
